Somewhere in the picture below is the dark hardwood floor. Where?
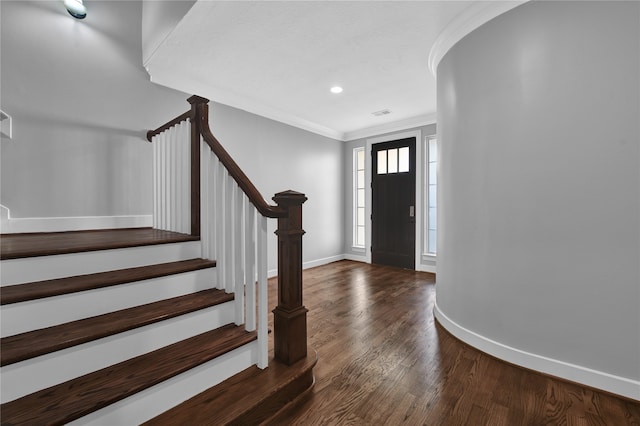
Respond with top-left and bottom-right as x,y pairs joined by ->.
271,260 -> 640,425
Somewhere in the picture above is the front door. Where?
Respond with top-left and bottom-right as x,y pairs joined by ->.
371,137 -> 416,269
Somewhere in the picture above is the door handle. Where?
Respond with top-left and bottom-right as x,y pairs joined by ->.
409,206 -> 415,217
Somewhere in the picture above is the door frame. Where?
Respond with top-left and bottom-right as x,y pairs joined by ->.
365,129 -> 423,269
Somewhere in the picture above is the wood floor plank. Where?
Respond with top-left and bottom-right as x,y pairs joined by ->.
0,324 -> 256,426
0,228 -> 198,260
1,288 -> 233,366
0,258 -> 216,305
271,260 -> 640,425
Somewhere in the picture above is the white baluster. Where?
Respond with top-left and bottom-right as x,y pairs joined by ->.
167,126 -> 178,231
209,153 -> 218,264
152,135 -> 158,229
215,163 -> 225,290
234,186 -> 245,326
161,131 -> 168,230
200,138 -> 209,258
224,174 -> 234,293
245,202 -> 256,332
257,215 -> 268,369
175,124 -> 181,232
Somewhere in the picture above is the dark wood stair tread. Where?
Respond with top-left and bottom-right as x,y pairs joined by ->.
1,288 -> 233,366
0,324 -> 257,426
1,258 -> 216,305
0,228 -> 199,260
143,348 -> 318,426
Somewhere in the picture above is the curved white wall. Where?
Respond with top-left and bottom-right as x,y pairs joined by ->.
435,1 -> 639,399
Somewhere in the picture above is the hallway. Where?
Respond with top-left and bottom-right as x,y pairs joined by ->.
270,261 -> 640,425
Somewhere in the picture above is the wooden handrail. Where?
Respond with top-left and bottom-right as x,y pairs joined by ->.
188,96 -> 287,219
149,95 -> 307,366
146,110 -> 192,142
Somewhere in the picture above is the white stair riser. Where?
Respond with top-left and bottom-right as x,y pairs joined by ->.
1,241 -> 202,286
68,342 -> 258,426
1,268 -> 218,337
0,303 -> 236,404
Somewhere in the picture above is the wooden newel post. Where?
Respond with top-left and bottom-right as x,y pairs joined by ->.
187,95 -> 210,237
272,190 -> 308,365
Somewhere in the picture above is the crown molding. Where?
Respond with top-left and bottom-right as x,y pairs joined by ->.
147,66 -> 345,141
343,113 -> 436,142
428,1 -> 528,76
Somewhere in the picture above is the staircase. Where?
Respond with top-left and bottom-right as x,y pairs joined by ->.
0,96 -> 316,425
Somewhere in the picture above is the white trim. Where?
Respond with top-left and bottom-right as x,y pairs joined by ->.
0,206 -> 153,234
149,60 -> 438,142
428,1 -> 528,76
344,113 -> 436,142
344,253 -> 367,263
268,254 -> 346,278
303,254 -> 345,270
148,68 -> 345,141
416,264 -> 436,274
434,301 -> 640,401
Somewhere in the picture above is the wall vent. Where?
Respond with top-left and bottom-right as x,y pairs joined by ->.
371,109 -> 391,117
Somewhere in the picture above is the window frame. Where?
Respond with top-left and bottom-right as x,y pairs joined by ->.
424,135 -> 437,255
353,147 -> 366,249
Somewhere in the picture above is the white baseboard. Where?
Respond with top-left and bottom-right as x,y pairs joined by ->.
0,208 -> 153,234
416,264 -> 436,274
344,253 -> 367,263
268,254 -> 347,278
433,301 -> 640,401
303,254 -> 345,270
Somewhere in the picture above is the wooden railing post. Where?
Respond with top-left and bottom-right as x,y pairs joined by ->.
272,190 -> 308,365
187,95 -> 209,237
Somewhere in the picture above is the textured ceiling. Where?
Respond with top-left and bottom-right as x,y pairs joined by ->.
145,1 -> 478,140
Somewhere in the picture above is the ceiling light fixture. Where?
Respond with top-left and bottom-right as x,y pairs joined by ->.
64,0 -> 87,19
330,86 -> 343,94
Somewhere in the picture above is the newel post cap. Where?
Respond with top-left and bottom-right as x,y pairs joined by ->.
187,95 -> 210,105
273,190 -> 307,205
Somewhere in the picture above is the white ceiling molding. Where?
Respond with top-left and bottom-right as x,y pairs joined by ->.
148,66 -> 345,141
428,1 -> 529,76
344,113 -> 436,142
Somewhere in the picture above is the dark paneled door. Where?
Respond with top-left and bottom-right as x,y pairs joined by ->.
371,137 -> 416,269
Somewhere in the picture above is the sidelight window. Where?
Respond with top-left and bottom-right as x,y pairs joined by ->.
426,137 -> 437,254
353,147 -> 366,248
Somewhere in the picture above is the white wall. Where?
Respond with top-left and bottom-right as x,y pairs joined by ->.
207,103 -> 344,273
435,1 -> 639,399
1,0 -> 188,219
0,1 -> 345,271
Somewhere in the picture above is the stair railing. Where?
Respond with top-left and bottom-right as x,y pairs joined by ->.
147,96 -> 308,368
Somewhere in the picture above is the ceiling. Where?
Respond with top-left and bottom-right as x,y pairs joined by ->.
144,1 -> 482,141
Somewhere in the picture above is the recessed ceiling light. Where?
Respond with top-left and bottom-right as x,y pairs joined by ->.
64,0 -> 87,19
330,86 -> 343,94
372,109 -> 391,116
